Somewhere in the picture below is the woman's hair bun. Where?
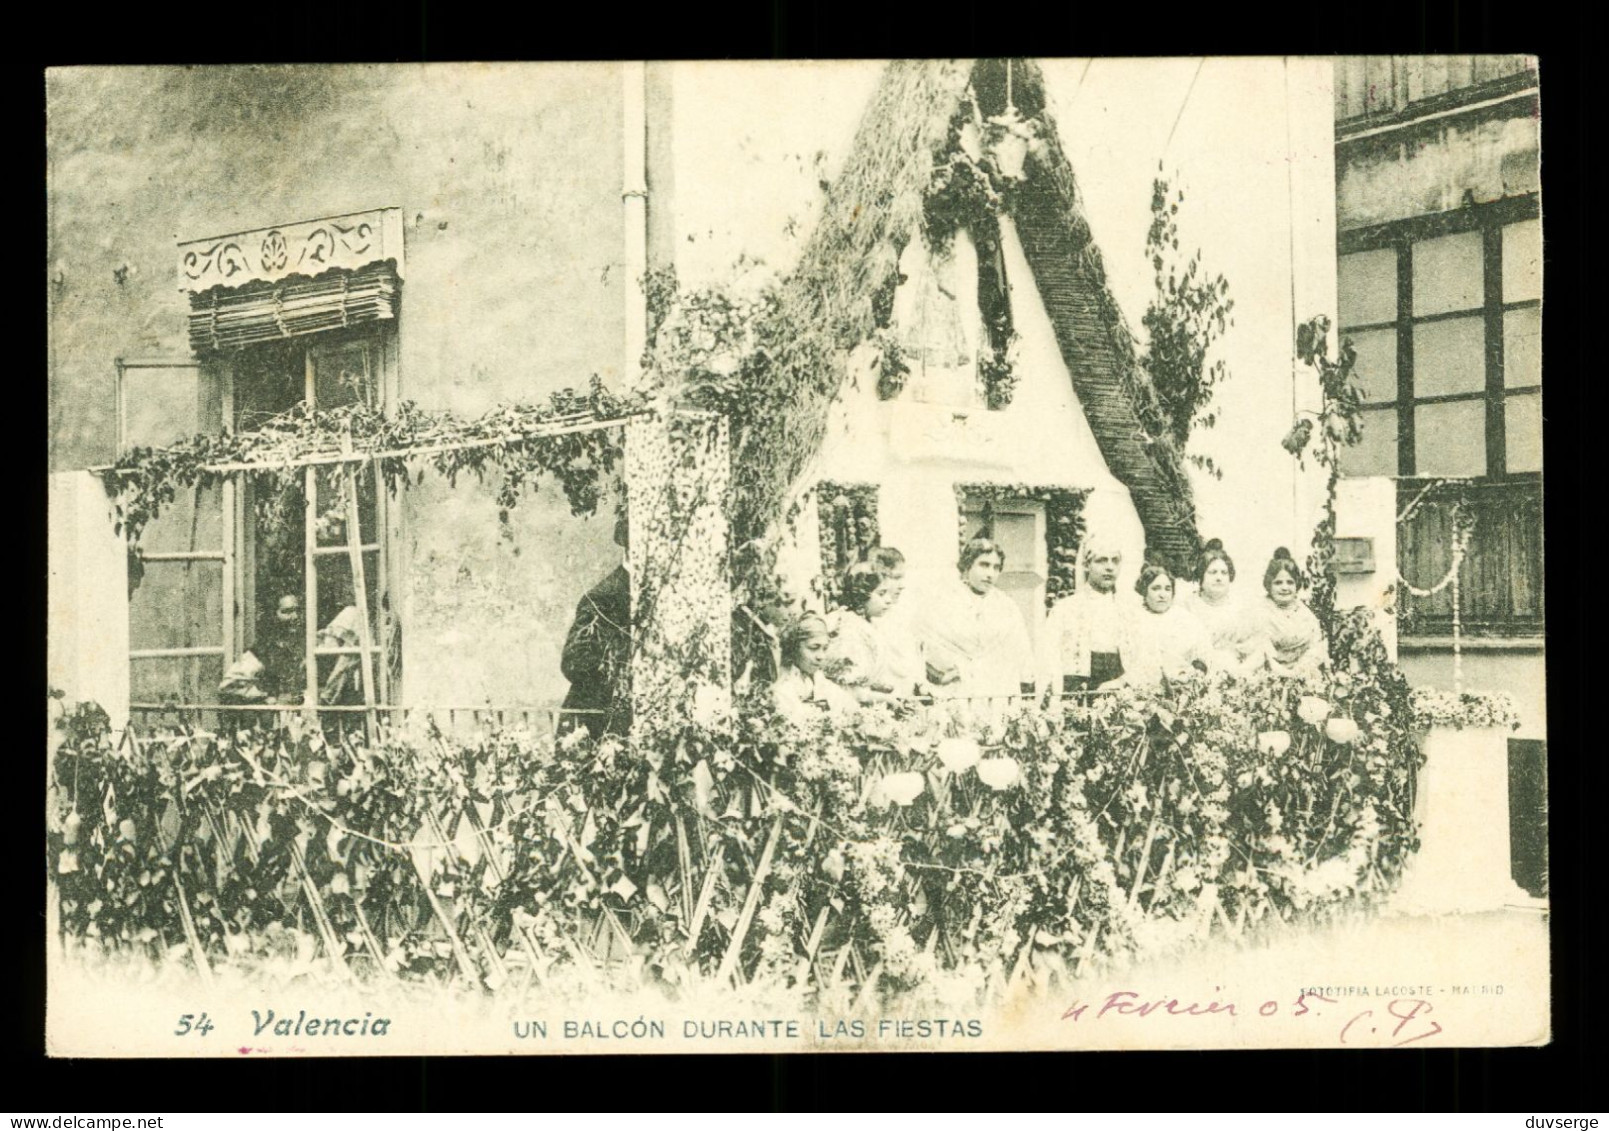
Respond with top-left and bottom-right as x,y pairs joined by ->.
1203,538 -> 1224,552
1272,546 -> 1294,561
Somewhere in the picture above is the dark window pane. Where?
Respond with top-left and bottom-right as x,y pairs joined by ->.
313,464 -> 381,548
311,342 -> 377,410
1346,328 -> 1398,402
129,561 -> 224,651
131,654 -> 224,706
1504,307 -> 1541,388
1502,219 -> 1542,304
1343,406 -> 1401,476
1506,391 -> 1543,473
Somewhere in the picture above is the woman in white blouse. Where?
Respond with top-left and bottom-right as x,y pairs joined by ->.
1245,548 -> 1327,678
916,537 -> 1035,699
1181,538 -> 1258,672
1125,559 -> 1212,688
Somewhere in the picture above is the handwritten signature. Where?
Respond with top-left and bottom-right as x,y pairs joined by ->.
1063,990 -> 1442,1048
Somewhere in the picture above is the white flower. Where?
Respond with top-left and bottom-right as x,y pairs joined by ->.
821,848 -> 846,882
976,757 -> 1021,791
936,737 -> 982,773
1325,717 -> 1361,745
690,681 -> 727,727
879,772 -> 925,806
1257,730 -> 1292,756
1297,696 -> 1331,726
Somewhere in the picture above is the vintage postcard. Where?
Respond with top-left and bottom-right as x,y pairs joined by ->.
46,57 -> 1547,1056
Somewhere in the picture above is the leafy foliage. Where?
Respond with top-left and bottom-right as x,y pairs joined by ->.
100,378 -> 642,545
871,330 -> 911,401
1286,316 -> 1367,636
817,483 -> 882,603
50,659 -> 1456,996
921,97 -> 1024,411
1139,170 -> 1235,479
978,343 -> 1021,411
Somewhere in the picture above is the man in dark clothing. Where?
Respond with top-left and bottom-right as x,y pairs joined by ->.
559,518 -> 633,738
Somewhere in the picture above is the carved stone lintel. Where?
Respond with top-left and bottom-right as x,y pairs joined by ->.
178,208 -> 404,291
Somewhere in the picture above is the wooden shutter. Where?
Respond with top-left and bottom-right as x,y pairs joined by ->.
118,358 -> 235,706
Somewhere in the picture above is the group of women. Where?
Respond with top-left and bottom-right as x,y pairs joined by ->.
772,535 -> 1327,721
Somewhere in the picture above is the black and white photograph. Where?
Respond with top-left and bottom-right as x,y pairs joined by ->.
45,56 -> 1548,1056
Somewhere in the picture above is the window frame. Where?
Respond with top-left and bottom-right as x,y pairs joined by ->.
1338,193 -> 1541,481
960,492 -> 1048,653
121,323 -> 403,715
1338,193 -> 1543,639
118,356 -> 237,703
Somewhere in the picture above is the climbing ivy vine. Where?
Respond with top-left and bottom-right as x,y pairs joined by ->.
1139,168 -> 1235,480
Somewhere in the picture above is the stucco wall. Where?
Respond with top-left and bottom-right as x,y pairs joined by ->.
48,472 -> 131,728
48,63 -> 633,708
1333,475 -> 1399,659
1336,110 -> 1541,233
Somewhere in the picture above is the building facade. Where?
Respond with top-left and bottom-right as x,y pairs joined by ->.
48,60 -> 1340,729
1332,55 -> 1546,892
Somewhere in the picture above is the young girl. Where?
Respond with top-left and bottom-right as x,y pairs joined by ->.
773,612 -> 859,722
1247,547 -> 1326,678
827,562 -> 925,702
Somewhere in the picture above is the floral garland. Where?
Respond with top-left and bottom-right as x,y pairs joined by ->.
920,94 -> 1025,412
98,378 -> 644,544
869,330 -> 911,401
816,482 -> 881,603
955,484 -> 1087,607
1409,690 -> 1521,732
978,340 -> 1021,411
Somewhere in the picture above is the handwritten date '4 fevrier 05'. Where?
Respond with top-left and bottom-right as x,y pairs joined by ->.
1062,991 -> 1442,1048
